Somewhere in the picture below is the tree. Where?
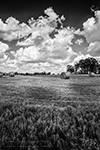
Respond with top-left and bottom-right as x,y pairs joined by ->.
74,63 -> 80,74
47,72 -> 51,75
74,57 -> 98,74
78,57 -> 98,74
78,59 -> 87,74
14,72 -> 19,75
97,63 -> 100,74
67,65 -> 74,73
84,57 -> 98,73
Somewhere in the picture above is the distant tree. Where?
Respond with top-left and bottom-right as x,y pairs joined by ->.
47,72 -> 51,75
97,63 -> 100,74
15,72 -> 18,75
74,63 -> 80,74
52,73 -> 55,76
26,72 -> 29,76
41,71 -> 46,75
76,57 -> 99,74
78,59 -> 86,74
83,57 -> 98,73
9,72 -> 15,77
34,72 -> 39,75
67,65 -> 74,73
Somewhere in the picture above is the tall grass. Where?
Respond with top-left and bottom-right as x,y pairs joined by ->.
0,102 -> 100,149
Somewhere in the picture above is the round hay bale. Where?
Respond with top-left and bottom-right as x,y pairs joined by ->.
0,72 -> 3,77
60,72 -> 70,79
88,71 -> 95,77
9,72 -> 15,77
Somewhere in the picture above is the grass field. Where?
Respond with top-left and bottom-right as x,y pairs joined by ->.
1,75 -> 100,149
0,75 -> 100,107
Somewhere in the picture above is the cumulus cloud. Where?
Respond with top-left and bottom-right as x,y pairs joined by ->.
44,7 -> 59,20
82,10 -> 100,43
0,41 -> 9,62
4,58 -> 17,68
13,8 -> 76,73
17,35 -> 44,46
16,62 -> 58,73
0,41 -> 9,53
75,39 -> 83,45
86,41 -> 100,57
71,52 -> 92,65
87,42 -> 100,52
12,31 -> 77,73
78,9 -> 100,65
14,42 -> 77,66
0,7 -> 88,73
15,61 -> 70,74
0,54 -> 8,62
0,17 -> 31,41
0,17 -> 19,31
14,46 -> 41,63
17,7 -> 66,46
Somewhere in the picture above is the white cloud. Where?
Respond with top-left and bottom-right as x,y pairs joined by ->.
71,52 -> 92,65
54,27 -> 74,45
17,7 -> 66,46
0,17 -> 31,41
0,17 -> 19,31
82,10 -> 100,43
83,17 -> 95,32
15,62 -> 67,74
1,32 -> 18,41
17,35 -> 44,46
14,46 -> 41,63
87,42 -> 100,52
12,40 -> 77,73
86,41 -> 100,57
0,7 -> 89,73
47,46 -> 77,65
0,41 -> 9,53
74,29 -> 81,35
0,54 -> 8,62
44,7 -> 58,20
14,17 -> 76,73
4,58 -> 17,68
75,39 -> 83,45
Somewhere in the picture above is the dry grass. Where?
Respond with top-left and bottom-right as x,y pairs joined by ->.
0,75 -> 100,107
0,103 -> 100,149
0,76 -> 100,149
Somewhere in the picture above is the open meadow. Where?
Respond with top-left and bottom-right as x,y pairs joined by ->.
1,75 -> 100,149
0,75 -> 100,107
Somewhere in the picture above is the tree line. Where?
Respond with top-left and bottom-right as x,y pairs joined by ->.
67,57 -> 100,74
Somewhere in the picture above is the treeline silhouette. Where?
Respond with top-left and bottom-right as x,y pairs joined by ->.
15,71 -> 51,76
0,71 -> 52,76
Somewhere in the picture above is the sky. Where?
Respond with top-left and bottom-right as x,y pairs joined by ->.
0,1 -> 100,73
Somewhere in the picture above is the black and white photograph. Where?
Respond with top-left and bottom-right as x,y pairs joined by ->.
0,0 -> 100,149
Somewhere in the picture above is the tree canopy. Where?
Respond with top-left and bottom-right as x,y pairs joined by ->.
67,57 -> 99,74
